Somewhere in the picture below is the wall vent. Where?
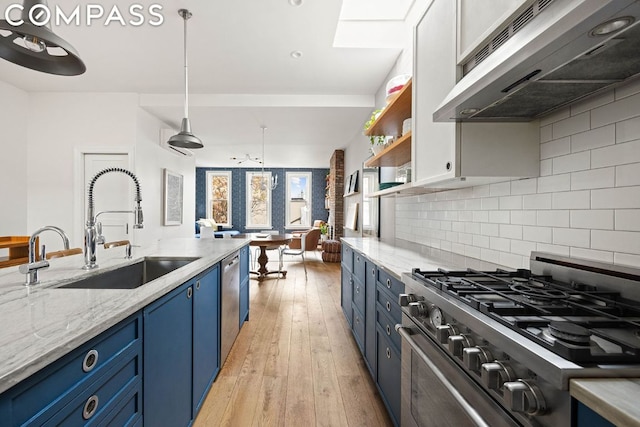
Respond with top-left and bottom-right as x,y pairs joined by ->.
462,0 -> 555,75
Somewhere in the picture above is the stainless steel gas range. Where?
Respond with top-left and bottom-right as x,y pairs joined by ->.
397,252 -> 640,427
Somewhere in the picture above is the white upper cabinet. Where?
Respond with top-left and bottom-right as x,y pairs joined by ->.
456,0 -> 530,64
412,0 -> 539,189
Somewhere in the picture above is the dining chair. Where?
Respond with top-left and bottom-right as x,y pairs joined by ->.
45,248 -> 83,259
104,240 -> 130,249
280,230 -> 307,278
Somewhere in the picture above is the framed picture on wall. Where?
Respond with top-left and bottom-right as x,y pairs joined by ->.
163,169 -> 183,225
349,170 -> 359,193
346,174 -> 353,195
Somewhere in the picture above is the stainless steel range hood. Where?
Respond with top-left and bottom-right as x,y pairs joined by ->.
434,0 -> 640,122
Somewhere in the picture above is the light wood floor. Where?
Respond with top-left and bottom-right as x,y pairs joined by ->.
194,251 -> 394,427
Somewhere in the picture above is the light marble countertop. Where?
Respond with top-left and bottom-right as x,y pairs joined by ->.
571,378 -> 640,427
340,237 -> 505,279
0,237 -> 249,394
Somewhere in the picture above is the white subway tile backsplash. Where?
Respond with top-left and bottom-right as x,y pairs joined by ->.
459,211 -> 473,222
481,197 -> 499,210
553,228 -> 590,248
570,210 -> 614,230
465,222 -> 481,234
615,78 -> 640,100
592,92 -> 640,127
489,211 -> 510,224
500,224 -> 523,240
570,125 -> 615,153
553,112 -> 590,139
490,181 -> 511,196
571,167 -> 615,190
538,174 -> 570,193
592,230 -> 640,255
523,193 -> 552,210
451,243 -> 465,255
481,223 -> 500,237
500,195 -> 522,210
511,210 -> 537,225
537,210 -> 570,227
541,124 -> 552,143
473,211 -> 489,223
500,252 -> 528,269
616,163 -> 640,187
540,106 -> 570,127
571,90 -> 614,116
459,232 -> 473,246
536,243 -> 571,257
465,198 -> 482,210
481,248 -> 501,264
552,151 -> 590,174
540,137 -> 570,160
616,116 -> 640,143
511,178 -> 537,195
465,245 -> 481,260
551,190 -> 590,210
569,247 -> 614,264
615,210 -> 640,231
440,240 -> 452,252
473,234 -> 490,249
473,185 -> 491,198
614,252 -> 640,268
446,231 -> 458,242
540,159 -> 552,176
592,186 -> 640,209
523,226 -> 553,243
452,222 -> 465,232
511,240 -> 537,257
592,140 -> 640,168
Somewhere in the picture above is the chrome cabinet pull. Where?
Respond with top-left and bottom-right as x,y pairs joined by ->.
386,301 -> 391,312
83,395 -> 99,420
187,287 -> 193,298
386,325 -> 391,336
386,278 -> 391,289
196,280 -> 201,290
386,347 -> 391,359
82,349 -> 99,373
396,325 -> 490,427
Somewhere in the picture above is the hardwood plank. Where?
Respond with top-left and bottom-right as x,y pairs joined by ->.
193,375 -> 238,427
310,336 -> 349,427
264,274 -> 294,377
338,374 -> 392,427
218,374 -> 264,426
251,376 -> 288,427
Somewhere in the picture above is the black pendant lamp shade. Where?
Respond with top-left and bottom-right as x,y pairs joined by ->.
168,9 -> 203,149
0,0 -> 85,76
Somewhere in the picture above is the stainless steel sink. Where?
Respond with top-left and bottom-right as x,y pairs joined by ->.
57,256 -> 200,289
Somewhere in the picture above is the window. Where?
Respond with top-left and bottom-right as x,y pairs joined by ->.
285,172 -> 312,229
205,171 -> 232,227
362,169 -> 378,237
246,171 -> 272,229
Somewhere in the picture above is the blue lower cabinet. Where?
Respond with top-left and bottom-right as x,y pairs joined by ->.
0,313 -> 142,427
193,265 -> 221,416
575,401 -> 615,427
341,267 -> 353,326
240,279 -> 249,325
143,281 -> 194,427
376,327 -> 401,427
364,260 -> 377,378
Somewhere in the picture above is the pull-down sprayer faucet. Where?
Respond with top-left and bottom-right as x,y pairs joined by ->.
84,168 -> 143,270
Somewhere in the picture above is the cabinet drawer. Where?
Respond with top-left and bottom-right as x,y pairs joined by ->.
341,267 -> 353,326
352,305 -> 365,354
376,286 -> 402,325
376,306 -> 401,354
376,328 -> 401,426
44,351 -> 141,426
352,275 -> 365,314
98,380 -> 142,427
377,268 -> 404,299
341,244 -> 353,272
2,313 -> 141,427
353,251 -> 366,283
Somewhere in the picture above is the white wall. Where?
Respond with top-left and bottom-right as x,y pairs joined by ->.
0,81 -> 28,236
396,81 -> 640,269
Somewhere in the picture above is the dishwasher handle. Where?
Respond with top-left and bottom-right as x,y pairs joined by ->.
396,325 -> 490,427
224,254 -> 240,271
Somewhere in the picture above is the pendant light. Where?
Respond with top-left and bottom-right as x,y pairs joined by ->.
260,126 -> 278,190
168,9 -> 203,149
0,0 -> 85,75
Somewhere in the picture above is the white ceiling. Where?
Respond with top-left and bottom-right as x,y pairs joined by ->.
0,0 -> 415,167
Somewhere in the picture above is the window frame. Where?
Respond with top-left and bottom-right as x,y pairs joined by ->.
285,171 -> 312,229
205,171 -> 232,228
245,171 -> 272,229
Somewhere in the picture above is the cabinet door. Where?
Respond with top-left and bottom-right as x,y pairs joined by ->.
575,401 -> 615,427
364,261 -> 377,378
413,0 -> 457,184
341,266 -> 353,326
239,244 -> 250,325
377,328 -> 401,427
193,265 -> 220,416
143,281 -> 194,427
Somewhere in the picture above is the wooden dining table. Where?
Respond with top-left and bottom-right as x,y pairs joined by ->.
234,233 -> 292,281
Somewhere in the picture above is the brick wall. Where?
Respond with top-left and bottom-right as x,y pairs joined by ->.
330,150 -> 345,239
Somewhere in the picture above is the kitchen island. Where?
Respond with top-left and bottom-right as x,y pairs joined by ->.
0,237 -> 249,426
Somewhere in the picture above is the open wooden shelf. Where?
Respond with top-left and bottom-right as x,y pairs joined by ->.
364,131 -> 412,168
0,236 -> 36,269
365,79 -> 412,137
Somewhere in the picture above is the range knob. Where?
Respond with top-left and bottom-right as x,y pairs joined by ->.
503,380 -> 547,416
480,361 -> 514,391
408,302 -> 428,318
463,347 -> 492,372
398,293 -> 417,307
435,324 -> 457,344
448,334 -> 474,358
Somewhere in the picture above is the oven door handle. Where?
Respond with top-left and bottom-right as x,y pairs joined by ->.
396,325 -> 491,427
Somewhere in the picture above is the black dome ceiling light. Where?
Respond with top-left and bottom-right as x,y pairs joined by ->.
0,0 -> 85,75
167,9 -> 203,149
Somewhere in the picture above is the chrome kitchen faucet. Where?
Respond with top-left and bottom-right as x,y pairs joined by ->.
83,168 -> 143,270
19,225 -> 71,285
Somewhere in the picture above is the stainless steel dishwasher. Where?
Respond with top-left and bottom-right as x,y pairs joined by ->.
221,250 -> 240,364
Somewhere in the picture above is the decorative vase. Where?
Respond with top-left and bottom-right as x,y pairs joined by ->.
371,145 -> 384,155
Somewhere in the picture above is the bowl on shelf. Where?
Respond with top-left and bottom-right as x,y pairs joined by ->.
385,74 -> 411,103
379,182 -> 404,191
